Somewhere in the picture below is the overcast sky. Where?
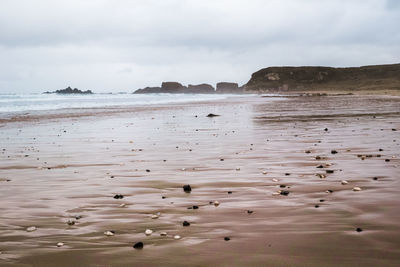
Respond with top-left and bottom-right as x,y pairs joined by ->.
0,0 -> 399,93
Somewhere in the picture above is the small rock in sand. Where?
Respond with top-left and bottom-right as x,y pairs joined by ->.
331,150 -> 338,154
316,173 -> 326,179
133,242 -> 144,249
145,229 -> 153,235
26,226 -> 36,232
352,187 -> 362,191
262,171 -> 268,175
341,180 -> 349,185
272,178 -> 279,182
104,231 -> 115,236
113,194 -> 124,199
214,201 -> 220,206
151,214 -> 159,219
67,220 -> 75,226
279,190 -> 290,196
174,235 -> 181,240
356,228 -> 363,232
160,232 -> 167,236
247,210 -> 253,214
224,237 -> 231,241
57,242 -> 64,247
183,184 -> 192,193
236,167 -> 241,171
183,221 -> 190,227
206,113 -> 220,117
119,203 -> 126,207
326,170 -> 334,174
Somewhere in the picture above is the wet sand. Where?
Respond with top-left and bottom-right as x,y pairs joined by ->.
0,95 -> 400,267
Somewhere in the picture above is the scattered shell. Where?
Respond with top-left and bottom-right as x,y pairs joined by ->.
26,226 -> 36,232
151,214 -> 159,219
341,180 -> 349,185
174,235 -> 181,240
214,201 -> 220,206
104,231 -> 115,236
262,171 -> 268,175
56,242 -> 64,247
160,232 -> 167,236
119,203 -> 126,208
272,178 -> 278,182
352,187 -> 362,191
145,229 -> 153,235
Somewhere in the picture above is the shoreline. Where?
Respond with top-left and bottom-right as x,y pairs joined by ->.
0,94 -> 399,266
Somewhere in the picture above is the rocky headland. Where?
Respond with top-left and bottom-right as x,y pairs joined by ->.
133,82 -> 244,94
244,63 -> 400,93
44,86 -> 93,94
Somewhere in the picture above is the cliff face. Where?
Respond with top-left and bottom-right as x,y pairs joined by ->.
216,82 -> 243,93
245,64 -> 400,92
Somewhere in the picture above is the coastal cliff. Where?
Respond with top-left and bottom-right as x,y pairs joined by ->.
244,64 -> 400,93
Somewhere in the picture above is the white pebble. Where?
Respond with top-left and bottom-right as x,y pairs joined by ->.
104,231 -> 115,236
119,203 -> 126,208
26,226 -> 36,232
341,180 -> 349,185
214,201 -> 220,207
56,242 -> 64,247
262,171 -> 268,175
352,187 -> 362,191
236,167 -> 241,171
181,168 -> 186,171
174,235 -> 181,240
145,229 -> 153,235
272,192 -> 280,196
272,178 -> 278,182
160,232 -> 167,236
151,214 -> 159,219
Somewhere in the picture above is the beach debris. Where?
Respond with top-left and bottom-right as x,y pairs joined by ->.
352,187 -> 362,191
356,228 -> 363,232
279,190 -> 290,196
182,221 -> 190,227
26,226 -> 37,232
341,180 -> 349,185
326,170 -> 334,174
183,184 -> 192,193
224,237 -> 231,241
133,242 -> 144,249
247,210 -> 254,214
272,178 -> 279,182
174,235 -> 181,240
67,220 -> 75,226
160,232 -> 168,236
214,201 -> 220,206
325,189 -> 334,193
113,194 -> 124,199
56,242 -> 64,247
151,214 -> 159,219
315,156 -> 321,160
206,113 -> 220,117
262,171 -> 268,175
331,150 -> 338,154
119,203 -> 126,208
145,229 -> 153,236
236,167 -> 241,171
316,173 -> 326,179
104,231 -> 115,236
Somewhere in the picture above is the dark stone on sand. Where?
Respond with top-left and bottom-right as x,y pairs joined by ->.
113,194 -> 124,199
247,210 -> 253,214
227,191 -> 232,194
220,159 -> 224,161
193,205 -> 199,209
183,221 -> 190,227
183,184 -> 192,193
327,189 -> 334,193
379,148 -> 383,151
280,190 -> 290,196
280,185 -> 286,188
146,169 -> 151,172
315,156 -> 321,160
331,150 -> 338,154
305,150 -> 311,154
356,228 -> 363,232
285,173 -> 290,176
315,205 -> 319,208
373,177 -> 378,180
75,215 -> 83,220
316,165 -> 324,168
320,199 -> 325,202
326,170 -> 334,174
224,237 -> 231,241
207,113 -> 220,117
324,128 -> 328,131
110,176 -> 114,178
385,159 -> 390,162
162,196 -> 166,199
392,128 -> 397,131
133,242 -> 144,249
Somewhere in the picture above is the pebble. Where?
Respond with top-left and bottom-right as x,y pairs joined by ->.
206,113 -> 220,117
331,150 -> 338,154
113,194 -> 124,199
67,220 -> 75,226
272,178 -> 279,182
373,177 -> 378,180
341,180 -> 349,185
326,190 -> 334,193
133,242 -> 144,249
315,205 -> 319,208
236,167 -> 241,171
183,221 -> 190,227
326,170 -> 334,174
174,235 -> 181,240
247,210 -> 253,214
160,232 -> 167,236
214,201 -> 220,206
119,203 -> 126,208
181,168 -> 186,171
316,173 -> 326,179
183,184 -> 192,193
151,214 -> 159,219
26,226 -> 37,232
279,190 -> 290,196
75,215 -> 83,220
145,169 -> 151,172
224,237 -> 231,241
56,242 -> 64,247
316,165 -> 324,168
315,156 -> 321,160
104,231 -> 115,236
352,187 -> 362,191
227,191 -> 233,194
262,171 -> 268,175
356,228 -> 363,232
192,205 -> 199,209
145,229 -> 153,235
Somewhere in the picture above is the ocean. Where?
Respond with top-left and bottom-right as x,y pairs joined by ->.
0,93 -> 239,114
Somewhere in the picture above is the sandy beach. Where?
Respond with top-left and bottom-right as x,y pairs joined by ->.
0,95 -> 400,267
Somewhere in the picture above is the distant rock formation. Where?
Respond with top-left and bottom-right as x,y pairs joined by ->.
44,86 -> 93,94
187,84 -> 215,93
161,82 -> 186,93
216,82 -> 243,94
245,64 -> 400,92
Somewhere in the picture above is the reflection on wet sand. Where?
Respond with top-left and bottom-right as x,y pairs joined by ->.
0,95 -> 399,266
